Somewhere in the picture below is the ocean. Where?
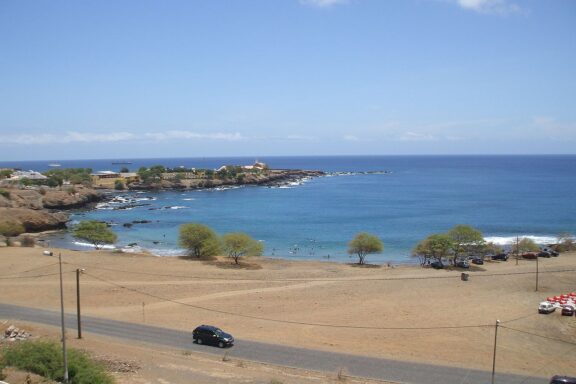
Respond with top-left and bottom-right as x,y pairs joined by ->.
3,155 -> 575,264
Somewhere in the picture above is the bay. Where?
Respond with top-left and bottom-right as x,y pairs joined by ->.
3,155 -> 575,264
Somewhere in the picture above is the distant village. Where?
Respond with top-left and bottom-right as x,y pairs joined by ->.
0,161 -> 324,190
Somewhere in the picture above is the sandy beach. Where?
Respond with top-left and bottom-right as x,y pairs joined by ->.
1,246 -> 575,383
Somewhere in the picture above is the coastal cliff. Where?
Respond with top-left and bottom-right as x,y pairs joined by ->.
0,186 -> 102,236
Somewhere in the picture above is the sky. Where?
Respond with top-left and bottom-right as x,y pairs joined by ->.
0,0 -> 575,160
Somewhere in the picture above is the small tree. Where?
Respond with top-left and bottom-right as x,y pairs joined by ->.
413,233 -> 453,266
556,233 -> 575,252
222,232 -> 264,264
114,180 -> 125,190
72,220 -> 117,249
179,223 -> 220,258
448,224 -> 485,264
0,221 -> 25,237
347,232 -> 383,265
511,237 -> 539,254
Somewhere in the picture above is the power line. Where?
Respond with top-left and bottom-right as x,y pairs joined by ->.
64,261 -> 576,283
0,271 -> 66,280
0,262 -> 61,278
500,325 -> 576,346
83,271 -> 497,331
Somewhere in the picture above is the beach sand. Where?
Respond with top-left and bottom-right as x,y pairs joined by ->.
1,246 -> 575,383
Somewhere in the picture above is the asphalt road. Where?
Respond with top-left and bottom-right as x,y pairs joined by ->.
0,303 -> 545,384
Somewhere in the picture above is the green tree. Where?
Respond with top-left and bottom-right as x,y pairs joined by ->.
347,232 -> 384,265
114,180 -> 125,190
511,237 -> 540,254
447,224 -> 485,264
120,167 -> 130,173
413,233 -> 454,266
0,169 -> 12,179
179,223 -> 220,258
556,233 -> 575,252
0,221 -> 25,237
72,220 -> 117,249
222,232 -> 264,264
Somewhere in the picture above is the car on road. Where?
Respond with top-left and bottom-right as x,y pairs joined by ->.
193,325 -> 234,348
550,375 -> 576,384
561,305 -> 575,316
538,302 -> 556,314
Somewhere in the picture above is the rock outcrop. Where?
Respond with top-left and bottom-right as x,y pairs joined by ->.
0,186 -> 102,234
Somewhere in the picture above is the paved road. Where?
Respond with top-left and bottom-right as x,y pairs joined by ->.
0,303 -> 544,384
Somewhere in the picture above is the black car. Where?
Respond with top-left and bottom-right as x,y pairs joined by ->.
455,259 -> 470,269
193,325 -> 234,348
491,253 -> 509,261
470,257 -> 484,265
538,251 -> 551,258
430,260 -> 444,269
550,376 -> 576,384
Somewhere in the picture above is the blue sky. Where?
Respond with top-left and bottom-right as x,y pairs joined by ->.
0,0 -> 575,160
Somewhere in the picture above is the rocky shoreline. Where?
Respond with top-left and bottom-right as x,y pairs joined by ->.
0,169 -> 325,241
0,186 -> 103,243
125,169 -> 325,190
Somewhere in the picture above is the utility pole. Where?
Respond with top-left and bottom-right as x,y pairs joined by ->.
76,268 -> 84,339
58,253 -> 69,383
491,319 -> 500,384
515,236 -> 519,266
535,253 -> 539,292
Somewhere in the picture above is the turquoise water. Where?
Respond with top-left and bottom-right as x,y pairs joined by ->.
4,155 -> 575,264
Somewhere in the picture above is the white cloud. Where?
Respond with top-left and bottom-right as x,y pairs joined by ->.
532,117 -> 576,140
397,132 -> 438,141
456,0 -> 523,15
143,131 -> 243,141
0,130 -> 244,145
299,0 -> 349,8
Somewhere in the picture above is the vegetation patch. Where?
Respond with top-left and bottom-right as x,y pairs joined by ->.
0,340 -> 115,384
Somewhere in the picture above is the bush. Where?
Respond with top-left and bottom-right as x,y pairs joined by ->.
0,222 -> 25,237
114,180 -> 125,190
20,236 -> 35,247
0,340 -> 115,384
0,188 -> 10,199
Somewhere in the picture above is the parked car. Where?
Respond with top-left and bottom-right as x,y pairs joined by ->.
561,305 -> 575,316
470,257 -> 484,265
455,259 -> 470,269
538,302 -> 556,314
538,251 -> 551,258
491,253 -> 509,261
193,325 -> 234,348
522,252 -> 538,260
430,260 -> 444,269
550,376 -> 576,384
550,250 -> 560,257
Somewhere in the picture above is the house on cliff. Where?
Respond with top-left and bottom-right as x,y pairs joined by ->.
91,171 -> 139,188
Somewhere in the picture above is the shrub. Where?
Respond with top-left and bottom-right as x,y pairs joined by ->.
0,340 -> 115,384
114,180 -> 125,190
20,236 -> 35,247
0,222 -> 25,237
0,188 -> 10,199
39,187 -> 47,195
